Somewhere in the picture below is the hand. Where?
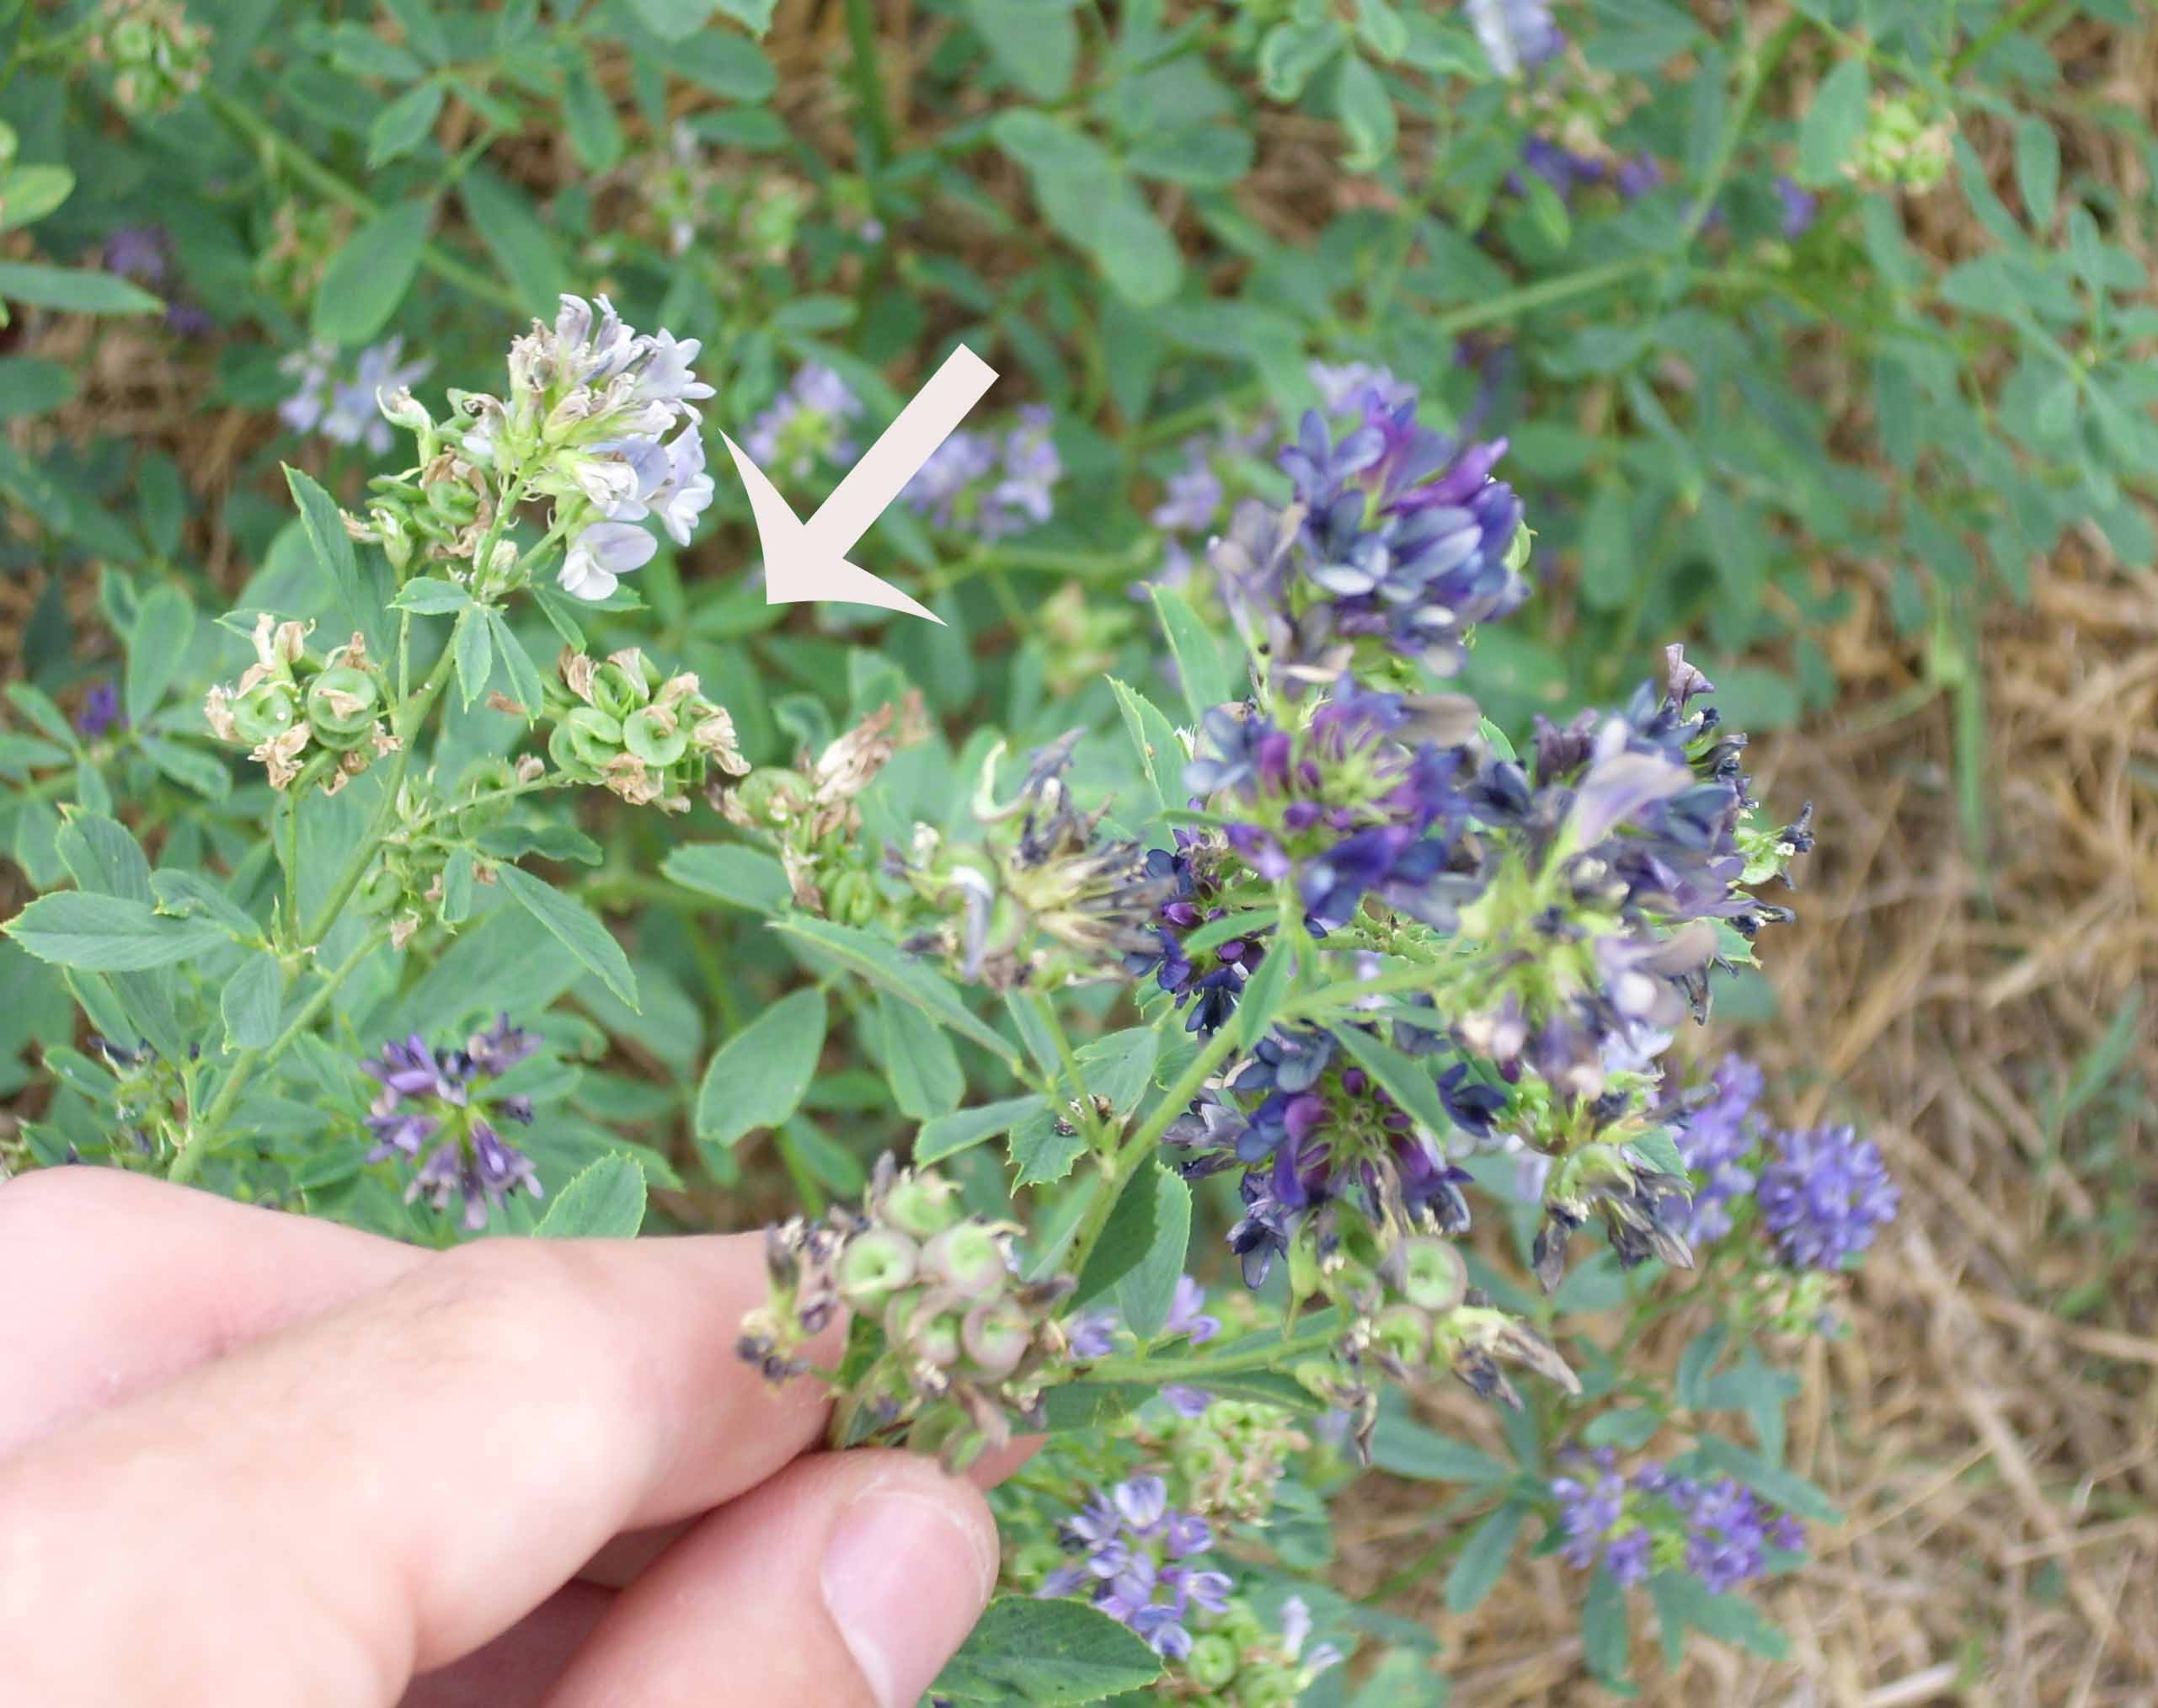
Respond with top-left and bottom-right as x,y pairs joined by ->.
0,1167 -> 1005,1707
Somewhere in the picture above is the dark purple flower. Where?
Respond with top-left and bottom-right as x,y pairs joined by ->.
1756,1124 -> 1898,1271
358,1017 -> 543,1229
76,681 -> 124,739
1775,176 -> 1819,239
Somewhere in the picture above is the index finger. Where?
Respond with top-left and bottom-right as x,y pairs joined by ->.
0,1231 -> 834,1706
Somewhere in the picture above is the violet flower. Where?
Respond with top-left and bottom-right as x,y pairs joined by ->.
1037,1476 -> 1233,1660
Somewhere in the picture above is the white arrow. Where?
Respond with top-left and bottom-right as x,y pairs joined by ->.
720,344 -> 999,625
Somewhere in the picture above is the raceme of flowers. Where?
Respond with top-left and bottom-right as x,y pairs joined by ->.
1552,1447 -> 1804,1593
359,1015 -> 542,1230
903,403 -> 1065,542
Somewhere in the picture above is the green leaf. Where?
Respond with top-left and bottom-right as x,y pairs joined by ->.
1075,1026 -> 1159,1118
772,916 -> 1017,1063
626,0 -> 715,40
1628,1126 -> 1686,1178
487,611 -> 544,721
1650,1572 -> 1789,1661
452,603 -> 494,707
693,986 -> 826,1150
563,65 -> 625,171
55,810 -> 152,902
1583,1407 -> 1663,1450
1582,1566 -> 1632,1687
1231,930 -> 1295,1049
915,1094 -> 1049,1165
440,848 -> 475,924
461,169 -> 569,315
1093,190 -> 1183,308
1108,676 -> 1183,813
311,198 -> 431,346
532,1153 -> 649,1237
221,951 -> 284,1049
1113,1165 -> 1192,1337
933,1596 -> 1163,1705
0,355 -> 76,419
1795,59 -> 1869,188
494,862 -> 639,1010
1368,1411 -> 1513,1483
390,576 -> 472,615
126,585 -> 196,729
3,891 -> 230,971
1445,1499 -> 1527,1613
368,80 -> 445,168
1010,1102 -> 1086,1188
1690,1436 -> 1840,1524
660,843 -> 791,914
1334,52 -> 1397,169
712,0 -> 776,29
0,165 -> 76,232
875,989 -> 964,1119
284,465 -> 368,640
2015,115 -> 2059,229
0,261 -> 163,316
964,0 -> 1077,99
1125,126 -> 1254,189
1148,584 -> 1234,725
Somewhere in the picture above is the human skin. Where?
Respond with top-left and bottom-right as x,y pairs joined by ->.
0,1166 -> 1015,1707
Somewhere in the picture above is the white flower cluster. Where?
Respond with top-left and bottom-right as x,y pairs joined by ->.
450,295 -> 718,601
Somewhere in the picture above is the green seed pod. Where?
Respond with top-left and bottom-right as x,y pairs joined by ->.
1372,1303 -> 1434,1368
304,666 -> 382,750
836,1229 -> 918,1309
558,707 -> 623,774
910,1309 -> 963,1369
729,766 -> 812,830
1394,1238 -> 1468,1313
230,681 -> 300,745
589,659 -> 649,721
827,869 -> 879,927
921,1223 -> 1009,1298
622,707 -> 688,768
1184,1633 -> 1239,1691
880,1172 -> 962,1241
424,479 -> 478,526
960,1297 -> 1031,1379
355,865 -> 402,915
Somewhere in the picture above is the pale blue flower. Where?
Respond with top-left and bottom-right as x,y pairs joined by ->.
560,520 -> 657,600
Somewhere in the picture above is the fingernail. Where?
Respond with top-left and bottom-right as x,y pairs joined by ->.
821,1480 -> 996,1708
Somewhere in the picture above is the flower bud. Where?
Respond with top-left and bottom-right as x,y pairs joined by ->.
836,1229 -> 918,1308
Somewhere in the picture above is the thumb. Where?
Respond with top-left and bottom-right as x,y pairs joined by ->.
541,1449 -> 1000,1708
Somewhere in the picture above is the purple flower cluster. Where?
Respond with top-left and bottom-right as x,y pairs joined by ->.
76,681 -> 124,739
1466,0 -> 1564,77
360,1015 -> 542,1230
1260,390 -> 1527,681
1671,1054 -> 1765,1243
280,337 -> 432,456
1553,1449 -> 1803,1592
1181,691 -> 1479,936
1515,139 -> 1663,203
1038,1475 -> 1232,1659
1757,1124 -> 1899,1271
99,224 -> 212,336
1124,833 -> 1266,1034
903,405 -> 1062,540
743,362 -> 862,483
1169,1023 -> 1498,1285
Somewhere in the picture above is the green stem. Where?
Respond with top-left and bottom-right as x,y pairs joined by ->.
172,928 -> 390,1183
843,0 -> 893,170
1948,0 -> 2061,77
1677,18 -> 1802,251
1083,1322 -> 1340,1385
200,86 -> 522,314
1066,1021 -> 1245,1278
299,640 -> 460,945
